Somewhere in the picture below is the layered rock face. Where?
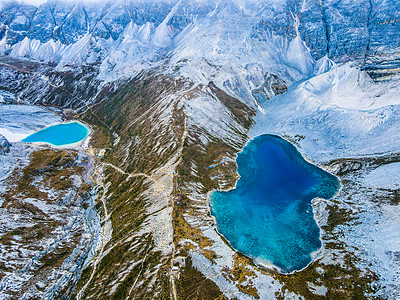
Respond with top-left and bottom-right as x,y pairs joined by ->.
0,0 -> 399,64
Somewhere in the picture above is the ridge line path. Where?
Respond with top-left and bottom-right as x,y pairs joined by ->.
102,162 -> 156,182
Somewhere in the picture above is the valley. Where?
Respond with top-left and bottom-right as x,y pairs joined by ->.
0,0 -> 399,299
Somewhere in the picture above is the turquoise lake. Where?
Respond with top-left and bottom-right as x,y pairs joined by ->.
22,122 -> 90,146
210,134 -> 340,273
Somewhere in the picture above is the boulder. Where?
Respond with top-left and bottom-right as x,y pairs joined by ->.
0,134 -> 11,155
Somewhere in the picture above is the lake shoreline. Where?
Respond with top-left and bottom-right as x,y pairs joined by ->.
209,134 -> 340,273
22,120 -> 92,149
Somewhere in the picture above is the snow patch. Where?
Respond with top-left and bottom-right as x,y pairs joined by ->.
362,163 -> 400,190
0,104 -> 60,142
301,63 -> 400,110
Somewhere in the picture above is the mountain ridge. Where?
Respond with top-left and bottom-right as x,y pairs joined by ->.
0,0 -> 400,299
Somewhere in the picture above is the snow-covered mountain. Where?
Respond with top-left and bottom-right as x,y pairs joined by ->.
1,0 -> 399,60
0,0 -> 399,78
0,0 -> 398,109
0,1 -> 397,98
0,0 -> 400,299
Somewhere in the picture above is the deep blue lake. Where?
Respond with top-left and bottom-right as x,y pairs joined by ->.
22,122 -> 90,146
210,134 -> 340,273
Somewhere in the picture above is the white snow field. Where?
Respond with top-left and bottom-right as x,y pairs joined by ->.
251,61 -> 400,162
0,104 -> 60,142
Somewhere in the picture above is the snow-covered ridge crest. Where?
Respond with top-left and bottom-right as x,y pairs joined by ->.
302,62 -> 400,110
1,0 -> 400,110
167,3 -> 315,107
0,0 -> 398,79
10,36 -> 66,61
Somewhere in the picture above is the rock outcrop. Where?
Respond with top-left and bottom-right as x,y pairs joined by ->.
0,134 -> 10,155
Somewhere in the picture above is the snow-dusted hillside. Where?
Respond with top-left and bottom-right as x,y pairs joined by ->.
0,0 -> 400,299
0,105 -> 99,299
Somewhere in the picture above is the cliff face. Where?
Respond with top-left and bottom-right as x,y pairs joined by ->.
0,0 -> 399,62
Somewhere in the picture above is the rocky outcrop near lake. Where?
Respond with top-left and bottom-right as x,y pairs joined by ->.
0,134 -> 10,155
